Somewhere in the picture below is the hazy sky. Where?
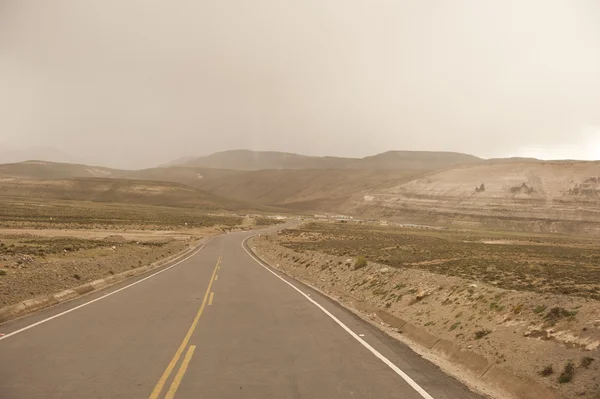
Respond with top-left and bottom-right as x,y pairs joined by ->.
1,1 -> 599,168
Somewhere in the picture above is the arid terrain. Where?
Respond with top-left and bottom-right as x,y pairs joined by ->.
1,150 -> 599,398
0,197 -> 280,309
0,232 -> 192,307
2,152 -> 599,236
0,176 -> 263,211
0,197 -> 244,230
3,3 -> 598,397
280,222 -> 600,299
251,222 -> 600,399
348,161 -> 600,235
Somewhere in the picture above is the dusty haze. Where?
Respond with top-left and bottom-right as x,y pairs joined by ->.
1,1 -> 600,169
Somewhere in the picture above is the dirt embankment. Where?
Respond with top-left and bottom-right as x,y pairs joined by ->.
252,234 -> 600,399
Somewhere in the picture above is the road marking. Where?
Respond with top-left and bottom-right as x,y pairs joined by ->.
164,345 -> 196,399
148,256 -> 221,399
209,292 -> 215,306
242,238 -> 435,399
0,244 -> 207,342
214,274 -> 218,281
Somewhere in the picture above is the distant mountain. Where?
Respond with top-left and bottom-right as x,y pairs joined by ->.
158,156 -> 198,167
358,151 -> 482,170
0,161 -> 242,186
0,146 -> 92,165
0,160 -> 422,212
486,157 -> 540,164
177,149 -> 483,170
3,157 -> 600,234
192,168 -> 424,211
179,150 -> 343,170
0,160 -> 120,180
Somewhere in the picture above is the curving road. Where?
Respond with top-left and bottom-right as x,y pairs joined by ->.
0,228 -> 483,399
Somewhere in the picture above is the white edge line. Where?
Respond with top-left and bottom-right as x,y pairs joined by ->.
242,236 -> 435,399
0,243 -> 206,342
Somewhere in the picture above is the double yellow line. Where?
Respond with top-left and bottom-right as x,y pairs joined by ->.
148,255 -> 221,399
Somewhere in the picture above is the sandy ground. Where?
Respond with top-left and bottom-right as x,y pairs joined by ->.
252,234 -> 600,399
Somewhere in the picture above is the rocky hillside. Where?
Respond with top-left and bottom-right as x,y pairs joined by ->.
350,161 -> 600,234
2,157 -> 600,234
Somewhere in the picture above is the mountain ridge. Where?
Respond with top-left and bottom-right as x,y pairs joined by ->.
177,149 -> 483,170
2,153 -> 600,235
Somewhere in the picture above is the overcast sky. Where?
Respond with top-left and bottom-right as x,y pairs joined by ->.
1,1 -> 599,169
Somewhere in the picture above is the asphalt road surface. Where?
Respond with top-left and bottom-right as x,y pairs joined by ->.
0,228 -> 484,399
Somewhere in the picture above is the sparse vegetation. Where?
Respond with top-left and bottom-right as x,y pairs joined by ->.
544,307 -> 577,326
354,255 -> 368,270
0,236 -> 121,256
0,198 -> 243,231
0,198 -> 249,308
474,329 -> 491,339
539,365 -> 554,377
259,220 -> 600,398
533,305 -> 547,314
0,231 -> 193,308
279,223 -> 600,299
512,303 -> 524,314
558,361 -> 575,384
255,217 -> 285,226
489,302 -> 505,312
580,356 -> 594,369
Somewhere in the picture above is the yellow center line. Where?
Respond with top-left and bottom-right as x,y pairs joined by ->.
148,255 -> 221,399
164,345 -> 196,399
208,292 -> 215,306
214,274 -> 218,281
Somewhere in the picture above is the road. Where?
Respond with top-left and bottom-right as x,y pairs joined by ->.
0,228 -> 484,399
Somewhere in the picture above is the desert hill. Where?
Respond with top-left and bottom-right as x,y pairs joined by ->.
0,160 -> 120,180
349,161 -> 600,233
0,161 -> 241,187
0,177 -> 262,211
178,149 -> 482,170
2,154 -> 600,234
193,168 -> 423,210
0,160 -> 423,212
